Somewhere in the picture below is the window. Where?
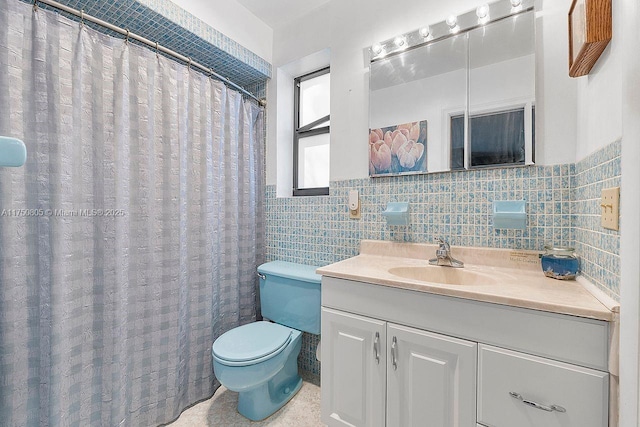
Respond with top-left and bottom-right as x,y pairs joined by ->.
294,67 -> 330,196
451,107 -> 533,169
450,114 -> 465,170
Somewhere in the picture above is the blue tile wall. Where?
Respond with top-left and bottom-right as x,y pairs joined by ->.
267,165 -> 575,267
573,140 -> 621,301
268,141 -> 622,375
299,333 -> 321,376
22,0 -> 270,97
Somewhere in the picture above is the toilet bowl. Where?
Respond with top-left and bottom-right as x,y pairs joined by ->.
211,261 -> 321,421
212,321 -> 303,421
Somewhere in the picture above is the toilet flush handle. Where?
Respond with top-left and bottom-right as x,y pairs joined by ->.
257,273 -> 266,280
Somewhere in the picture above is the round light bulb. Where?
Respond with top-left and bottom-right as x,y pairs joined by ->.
394,36 -> 406,47
476,4 -> 489,19
372,43 -> 383,55
510,0 -> 522,6
446,15 -> 457,28
419,27 -> 430,38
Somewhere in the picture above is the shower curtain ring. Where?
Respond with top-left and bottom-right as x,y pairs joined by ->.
125,29 -> 130,44
155,41 -> 159,58
33,0 -> 38,12
187,57 -> 192,69
79,9 -> 85,28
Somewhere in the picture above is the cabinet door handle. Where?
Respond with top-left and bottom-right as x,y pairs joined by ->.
509,392 -> 566,413
373,332 -> 380,364
391,336 -> 398,370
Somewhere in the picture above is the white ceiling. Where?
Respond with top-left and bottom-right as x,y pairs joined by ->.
236,0 -> 330,29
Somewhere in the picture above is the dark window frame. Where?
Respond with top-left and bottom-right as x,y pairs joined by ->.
293,67 -> 330,197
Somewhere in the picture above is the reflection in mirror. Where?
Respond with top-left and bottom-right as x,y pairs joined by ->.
369,35 -> 467,174
368,2 -> 536,175
466,11 -> 535,168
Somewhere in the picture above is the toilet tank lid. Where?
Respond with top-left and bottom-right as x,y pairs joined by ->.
257,261 -> 321,284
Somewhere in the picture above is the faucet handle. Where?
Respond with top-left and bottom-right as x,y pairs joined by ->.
435,237 -> 449,249
435,238 -> 450,260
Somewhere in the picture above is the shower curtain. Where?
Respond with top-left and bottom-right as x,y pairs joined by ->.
0,0 -> 264,426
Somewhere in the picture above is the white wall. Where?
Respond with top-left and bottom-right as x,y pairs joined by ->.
617,0 -> 640,425
170,0 -> 273,62
266,0 -> 578,186
534,0 -> 578,167
574,0 -> 622,161
266,3 -> 332,190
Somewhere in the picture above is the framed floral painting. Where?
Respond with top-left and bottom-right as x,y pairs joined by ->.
369,120 -> 427,177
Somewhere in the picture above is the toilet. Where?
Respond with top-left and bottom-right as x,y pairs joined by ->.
211,261 -> 321,421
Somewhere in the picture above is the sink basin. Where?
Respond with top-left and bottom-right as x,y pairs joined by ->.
388,266 -> 498,286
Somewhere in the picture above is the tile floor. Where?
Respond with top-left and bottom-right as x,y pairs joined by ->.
168,374 -> 324,426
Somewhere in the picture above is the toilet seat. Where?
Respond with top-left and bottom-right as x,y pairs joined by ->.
212,321 -> 293,367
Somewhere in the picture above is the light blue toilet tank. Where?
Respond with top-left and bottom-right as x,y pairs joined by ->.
257,261 -> 321,335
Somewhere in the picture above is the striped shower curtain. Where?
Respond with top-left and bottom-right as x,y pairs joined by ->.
0,0 -> 264,425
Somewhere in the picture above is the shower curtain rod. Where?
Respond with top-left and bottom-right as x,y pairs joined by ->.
31,0 -> 266,106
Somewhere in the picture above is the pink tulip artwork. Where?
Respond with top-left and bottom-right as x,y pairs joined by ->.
369,120 -> 427,176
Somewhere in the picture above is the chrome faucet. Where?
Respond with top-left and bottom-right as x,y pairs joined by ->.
429,238 -> 464,268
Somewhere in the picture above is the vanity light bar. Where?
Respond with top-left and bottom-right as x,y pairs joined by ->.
369,0 -> 534,61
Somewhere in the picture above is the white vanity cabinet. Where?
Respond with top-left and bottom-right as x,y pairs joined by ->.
320,276 -> 611,427
322,308 -> 477,426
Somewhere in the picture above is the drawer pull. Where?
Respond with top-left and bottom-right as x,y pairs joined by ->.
391,336 -> 398,370
509,392 -> 566,413
373,332 -> 380,364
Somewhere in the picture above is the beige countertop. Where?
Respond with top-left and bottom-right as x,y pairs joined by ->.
316,240 -> 618,322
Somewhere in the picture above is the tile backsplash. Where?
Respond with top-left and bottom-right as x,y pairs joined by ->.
266,140 -> 621,375
573,140 -> 621,301
267,164 -> 574,266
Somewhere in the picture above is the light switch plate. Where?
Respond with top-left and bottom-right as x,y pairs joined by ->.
601,187 -> 620,230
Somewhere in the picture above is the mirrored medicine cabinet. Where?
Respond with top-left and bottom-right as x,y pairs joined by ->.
369,1 -> 535,175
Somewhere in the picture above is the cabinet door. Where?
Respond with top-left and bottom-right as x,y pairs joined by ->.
387,323 -> 477,427
321,307 -> 386,427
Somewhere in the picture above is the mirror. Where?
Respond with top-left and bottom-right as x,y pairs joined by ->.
369,7 -> 535,175
370,35 -> 467,174
467,12 -> 535,168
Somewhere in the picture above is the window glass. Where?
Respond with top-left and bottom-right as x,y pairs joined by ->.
300,73 -> 330,128
469,108 -> 525,167
294,68 -> 330,196
297,133 -> 330,189
450,108 -> 527,169
450,115 -> 465,170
